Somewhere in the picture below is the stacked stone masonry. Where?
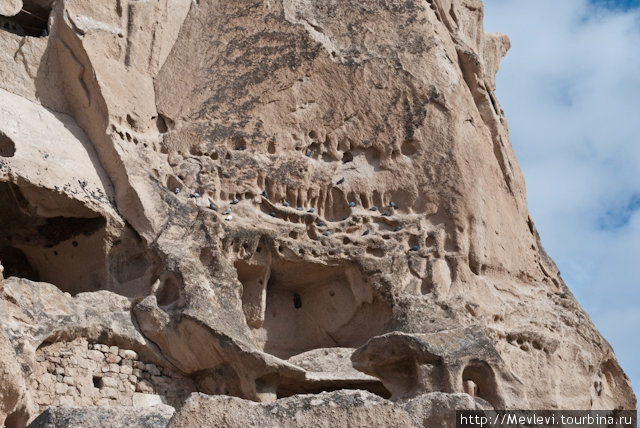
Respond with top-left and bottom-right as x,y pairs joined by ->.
31,338 -> 195,411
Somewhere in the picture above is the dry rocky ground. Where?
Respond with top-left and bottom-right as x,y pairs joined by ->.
0,0 -> 635,426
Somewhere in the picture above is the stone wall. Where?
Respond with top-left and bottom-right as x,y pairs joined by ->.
30,338 -> 195,411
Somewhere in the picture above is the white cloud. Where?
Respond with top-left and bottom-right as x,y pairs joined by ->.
484,0 -> 640,400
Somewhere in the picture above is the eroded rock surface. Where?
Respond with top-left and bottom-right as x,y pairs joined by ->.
0,0 -> 635,426
27,404 -> 174,428
168,391 -> 420,428
0,327 -> 30,427
351,327 -> 526,407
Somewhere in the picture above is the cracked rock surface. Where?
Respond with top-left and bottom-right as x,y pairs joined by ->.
0,0 -> 635,426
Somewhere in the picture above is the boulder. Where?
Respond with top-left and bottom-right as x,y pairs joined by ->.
27,405 -> 174,428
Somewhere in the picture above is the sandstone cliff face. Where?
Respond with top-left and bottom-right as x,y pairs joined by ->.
0,0 -> 635,426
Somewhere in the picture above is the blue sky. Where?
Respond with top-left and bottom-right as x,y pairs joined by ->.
591,0 -> 640,10
484,0 -> 639,404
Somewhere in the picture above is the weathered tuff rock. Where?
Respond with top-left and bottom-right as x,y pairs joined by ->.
0,0 -> 635,426
167,390 -> 492,428
168,391 -> 421,428
27,404 -> 175,428
351,327 -> 527,407
0,326 -> 30,427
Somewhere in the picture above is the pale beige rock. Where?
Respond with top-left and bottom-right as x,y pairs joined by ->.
403,392 -> 493,428
352,327 -> 527,408
0,327 -> 30,427
168,390 -> 492,427
0,279 -> 168,366
132,393 -> 163,408
0,0 -> 22,17
279,348 -> 389,399
0,0 -> 635,426
168,391 -> 420,428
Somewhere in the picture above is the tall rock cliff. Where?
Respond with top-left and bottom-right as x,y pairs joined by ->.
0,0 -> 635,426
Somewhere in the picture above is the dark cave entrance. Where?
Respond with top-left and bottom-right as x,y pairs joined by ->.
0,180 -> 167,299
235,257 -> 392,359
0,1 -> 51,37
0,131 -> 16,157
0,181 -> 108,294
462,360 -> 502,408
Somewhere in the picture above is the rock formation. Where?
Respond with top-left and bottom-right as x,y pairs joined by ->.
0,0 -> 635,426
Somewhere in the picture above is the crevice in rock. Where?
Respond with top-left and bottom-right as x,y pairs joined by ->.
429,0 -> 455,34
456,46 -> 514,194
193,364 -> 244,398
154,272 -> 180,307
0,1 -> 51,37
53,8 -> 157,239
0,131 -> 16,157
3,407 -> 29,428
276,378 -> 391,400
273,347 -> 394,401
